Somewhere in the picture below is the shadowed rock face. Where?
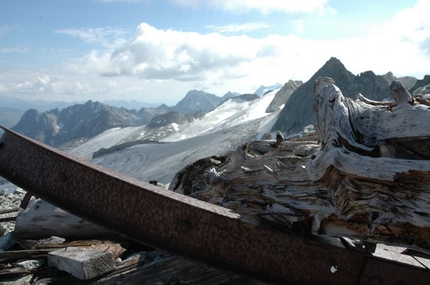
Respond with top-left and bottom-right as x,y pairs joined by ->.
265,80 -> 303,113
173,90 -> 223,115
12,100 -> 165,147
9,90 -> 234,147
146,111 -> 203,129
411,75 -> 430,94
272,57 -> 393,135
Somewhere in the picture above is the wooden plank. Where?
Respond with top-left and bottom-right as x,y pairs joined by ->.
48,247 -> 116,280
0,249 -> 51,261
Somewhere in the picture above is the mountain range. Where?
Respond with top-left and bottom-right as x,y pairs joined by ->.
5,57 -> 430,150
1,57 -> 430,193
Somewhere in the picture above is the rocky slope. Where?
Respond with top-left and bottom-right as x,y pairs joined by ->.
172,90 -> 234,114
272,57 -> 426,135
12,100 -> 167,147
265,80 -> 303,112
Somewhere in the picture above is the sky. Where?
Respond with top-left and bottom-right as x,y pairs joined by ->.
0,0 -> 429,106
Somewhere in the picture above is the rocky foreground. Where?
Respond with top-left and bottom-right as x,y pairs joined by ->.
0,187 -> 25,234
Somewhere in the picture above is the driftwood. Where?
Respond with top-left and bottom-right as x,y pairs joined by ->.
170,77 -> 430,251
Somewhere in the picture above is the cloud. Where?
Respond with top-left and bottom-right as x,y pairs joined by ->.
3,1 -> 430,104
340,0 -> 430,76
55,27 -> 129,49
11,73 -> 99,96
384,0 -> 430,58
5,68 -> 147,101
94,0 -> 148,3
68,23 -> 278,81
169,0 -> 334,14
0,48 -> 29,54
206,22 -> 270,33
290,20 -> 305,34
0,25 -> 19,38
66,2 -> 430,92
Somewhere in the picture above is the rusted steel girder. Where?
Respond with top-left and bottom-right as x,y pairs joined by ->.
0,127 -> 429,285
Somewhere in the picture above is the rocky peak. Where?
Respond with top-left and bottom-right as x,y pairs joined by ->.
13,100 -> 149,147
173,90 -> 222,114
271,57 -> 393,135
265,80 -> 303,113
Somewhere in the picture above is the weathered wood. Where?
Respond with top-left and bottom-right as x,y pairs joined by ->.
170,78 -> 430,251
76,250 -> 272,285
0,216 -> 16,222
0,249 -> 51,261
48,247 -> 116,280
14,197 -> 116,239
18,238 -> 126,260
0,266 -> 31,277
310,77 -> 430,180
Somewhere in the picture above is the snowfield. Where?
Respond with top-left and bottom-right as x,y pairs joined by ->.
72,90 -> 282,185
162,89 -> 279,142
0,90 -> 283,213
69,126 -> 144,159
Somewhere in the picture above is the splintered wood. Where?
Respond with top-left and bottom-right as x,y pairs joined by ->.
171,77 -> 430,251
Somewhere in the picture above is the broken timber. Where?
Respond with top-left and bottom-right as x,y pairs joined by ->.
171,77 -> 430,252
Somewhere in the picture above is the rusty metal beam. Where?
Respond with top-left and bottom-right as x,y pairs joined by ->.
0,127 -> 429,284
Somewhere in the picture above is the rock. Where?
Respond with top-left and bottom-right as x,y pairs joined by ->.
0,231 -> 15,251
15,259 -> 45,270
0,274 -> 33,285
13,188 -> 26,195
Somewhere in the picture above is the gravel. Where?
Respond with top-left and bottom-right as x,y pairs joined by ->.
0,185 -> 25,234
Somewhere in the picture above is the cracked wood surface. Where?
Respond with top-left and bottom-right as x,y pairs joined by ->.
170,77 -> 430,251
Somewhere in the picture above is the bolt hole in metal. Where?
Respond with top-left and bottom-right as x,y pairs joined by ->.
177,219 -> 193,233
330,265 -> 338,273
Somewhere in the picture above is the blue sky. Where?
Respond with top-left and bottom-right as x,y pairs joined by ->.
0,0 -> 428,105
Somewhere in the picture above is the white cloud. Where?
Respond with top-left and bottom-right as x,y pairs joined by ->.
169,0 -> 334,14
95,0 -> 148,3
206,22 -> 270,33
11,73 -> 96,96
372,0 -> 430,59
63,3 -> 430,97
68,23 -> 277,81
0,48 -> 29,54
55,27 -> 129,49
0,25 -> 19,38
337,0 -> 430,77
4,69 -> 149,102
2,1 -> 430,104
290,20 -> 305,34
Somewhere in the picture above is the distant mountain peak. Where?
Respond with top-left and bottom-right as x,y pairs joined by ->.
12,100 -> 168,147
173,90 -> 222,114
265,80 -> 303,113
254,83 -> 283,96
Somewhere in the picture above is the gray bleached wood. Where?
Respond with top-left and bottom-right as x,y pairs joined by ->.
170,77 -> 430,251
14,197 -> 115,239
48,247 -> 115,280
